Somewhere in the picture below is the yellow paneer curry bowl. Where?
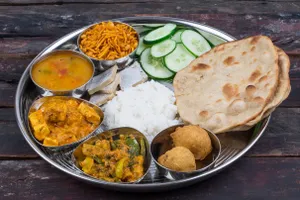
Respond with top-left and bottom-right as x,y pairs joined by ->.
72,127 -> 152,183
27,96 -> 104,149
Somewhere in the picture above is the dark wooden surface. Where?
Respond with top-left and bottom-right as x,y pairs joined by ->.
0,0 -> 300,199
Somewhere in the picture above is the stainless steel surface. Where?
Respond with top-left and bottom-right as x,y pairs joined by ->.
151,124 -> 221,180
27,96 -> 104,151
29,50 -> 95,98
214,147 -> 240,167
77,21 -> 139,71
72,127 -> 152,184
15,16 -> 271,192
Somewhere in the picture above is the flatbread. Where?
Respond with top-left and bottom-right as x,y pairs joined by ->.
174,36 -> 279,134
231,47 -> 291,131
223,47 -> 291,131
246,47 -> 290,126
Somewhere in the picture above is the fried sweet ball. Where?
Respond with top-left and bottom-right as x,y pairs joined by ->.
158,146 -> 196,172
171,125 -> 212,160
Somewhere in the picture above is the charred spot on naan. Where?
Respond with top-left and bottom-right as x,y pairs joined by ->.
258,75 -> 268,83
245,85 -> 256,97
253,96 -> 265,104
242,51 -> 247,56
249,69 -> 262,82
191,63 -> 211,72
213,45 -> 225,53
223,56 -> 235,66
199,110 -> 209,120
264,83 -> 270,88
250,36 -> 261,45
222,83 -> 239,101
250,46 -> 256,52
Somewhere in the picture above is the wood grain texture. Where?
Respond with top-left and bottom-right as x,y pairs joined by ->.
0,4 -> 299,41
0,121 -> 37,158
0,83 -> 17,107
0,107 -> 298,158
0,158 -> 299,199
248,108 -> 300,156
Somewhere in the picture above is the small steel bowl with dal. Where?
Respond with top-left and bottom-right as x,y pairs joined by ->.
150,124 -> 221,180
72,127 -> 152,184
29,50 -> 95,98
77,21 -> 140,71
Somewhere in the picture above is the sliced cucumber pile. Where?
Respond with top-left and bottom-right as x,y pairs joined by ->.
136,36 -> 149,56
151,39 -> 176,58
144,23 -> 177,45
164,44 -> 196,73
143,24 -> 164,28
181,30 -> 211,56
171,29 -> 184,43
136,23 -> 220,79
197,30 -> 226,47
140,48 -> 174,80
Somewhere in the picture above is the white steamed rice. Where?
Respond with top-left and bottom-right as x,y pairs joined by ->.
103,80 -> 181,139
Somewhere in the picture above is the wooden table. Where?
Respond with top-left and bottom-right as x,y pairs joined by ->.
0,0 -> 300,199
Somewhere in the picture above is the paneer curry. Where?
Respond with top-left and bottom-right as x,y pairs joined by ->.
76,134 -> 145,182
28,98 -> 101,146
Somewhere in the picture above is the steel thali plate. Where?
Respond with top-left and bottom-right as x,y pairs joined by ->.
15,17 -> 270,192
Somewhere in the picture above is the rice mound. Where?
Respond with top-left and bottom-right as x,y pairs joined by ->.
103,80 -> 180,139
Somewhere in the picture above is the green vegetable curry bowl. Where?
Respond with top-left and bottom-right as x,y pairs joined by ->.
72,127 -> 152,184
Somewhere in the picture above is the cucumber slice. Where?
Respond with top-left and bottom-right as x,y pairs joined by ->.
197,29 -> 226,46
150,39 -> 176,58
132,26 -> 153,34
171,29 -> 184,43
143,24 -> 164,28
181,30 -> 211,56
144,23 -> 177,45
164,44 -> 196,72
136,36 -> 149,56
140,48 -> 174,79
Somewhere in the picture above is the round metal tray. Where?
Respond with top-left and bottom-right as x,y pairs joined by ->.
15,17 -> 270,192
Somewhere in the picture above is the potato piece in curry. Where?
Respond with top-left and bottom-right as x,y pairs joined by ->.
77,134 -> 146,183
28,98 -> 101,147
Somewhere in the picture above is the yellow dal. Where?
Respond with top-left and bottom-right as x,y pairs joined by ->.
31,52 -> 93,91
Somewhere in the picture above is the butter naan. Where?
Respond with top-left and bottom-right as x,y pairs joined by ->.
174,36 -> 279,134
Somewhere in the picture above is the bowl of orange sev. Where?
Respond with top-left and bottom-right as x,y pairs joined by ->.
78,21 -> 139,71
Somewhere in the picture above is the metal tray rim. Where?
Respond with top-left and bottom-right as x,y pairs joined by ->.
15,16 -> 270,192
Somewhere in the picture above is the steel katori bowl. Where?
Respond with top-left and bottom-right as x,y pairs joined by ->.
151,124 -> 221,180
77,21 -> 140,72
29,50 -> 95,98
72,127 -> 152,184
27,96 -> 104,151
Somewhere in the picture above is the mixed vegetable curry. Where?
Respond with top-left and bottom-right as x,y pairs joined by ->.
76,134 -> 146,182
28,98 -> 101,146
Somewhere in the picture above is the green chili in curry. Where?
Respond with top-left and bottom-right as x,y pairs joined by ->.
78,134 -> 145,182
